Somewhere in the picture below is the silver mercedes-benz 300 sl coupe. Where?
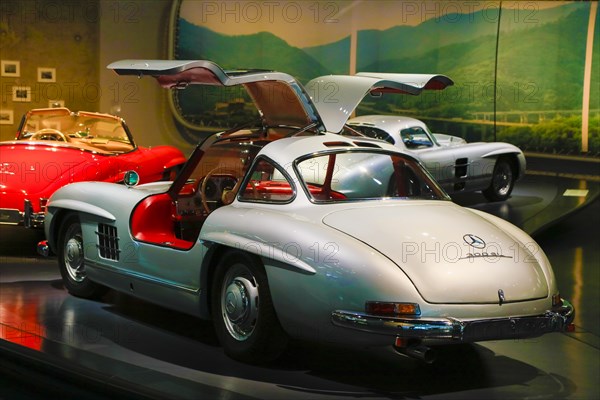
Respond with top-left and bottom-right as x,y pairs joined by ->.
39,60 -> 573,364
347,115 -> 526,201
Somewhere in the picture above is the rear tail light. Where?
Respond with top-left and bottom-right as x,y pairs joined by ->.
365,301 -> 421,316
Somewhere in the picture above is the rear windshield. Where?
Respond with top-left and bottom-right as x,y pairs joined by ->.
295,151 -> 447,202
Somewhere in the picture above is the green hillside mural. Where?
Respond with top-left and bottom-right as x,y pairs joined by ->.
173,1 -> 598,154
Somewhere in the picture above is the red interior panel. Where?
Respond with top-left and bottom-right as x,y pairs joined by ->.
130,193 -> 194,250
243,181 -> 346,201
307,184 -> 347,201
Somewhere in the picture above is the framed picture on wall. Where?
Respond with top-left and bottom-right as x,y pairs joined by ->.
38,67 -> 56,82
12,86 -> 31,102
48,100 -> 65,108
0,109 -> 14,125
1,60 -> 20,77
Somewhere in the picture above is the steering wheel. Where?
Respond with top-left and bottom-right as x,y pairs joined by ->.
30,128 -> 68,142
199,167 -> 243,215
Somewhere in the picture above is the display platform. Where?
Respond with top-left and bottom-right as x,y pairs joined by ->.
454,172 -> 599,236
1,166 -> 599,399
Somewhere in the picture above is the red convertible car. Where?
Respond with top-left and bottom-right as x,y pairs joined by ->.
0,107 -> 185,228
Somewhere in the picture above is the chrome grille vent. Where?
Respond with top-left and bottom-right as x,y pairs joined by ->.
97,223 -> 120,261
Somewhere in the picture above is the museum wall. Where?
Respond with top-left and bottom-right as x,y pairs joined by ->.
1,1 -> 598,155
170,0 -> 599,154
0,0 -> 100,141
0,0 -> 191,153
97,0 -> 192,152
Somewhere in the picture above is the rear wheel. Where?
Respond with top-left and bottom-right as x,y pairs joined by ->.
483,158 -> 515,201
211,251 -> 288,363
58,214 -> 107,299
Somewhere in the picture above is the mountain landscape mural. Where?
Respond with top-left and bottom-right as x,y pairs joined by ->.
174,2 -> 598,153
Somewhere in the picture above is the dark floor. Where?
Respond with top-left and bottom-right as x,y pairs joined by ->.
1,166 -> 599,400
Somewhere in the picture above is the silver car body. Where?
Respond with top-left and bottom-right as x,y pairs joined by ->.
347,115 -> 526,196
41,60 -> 572,360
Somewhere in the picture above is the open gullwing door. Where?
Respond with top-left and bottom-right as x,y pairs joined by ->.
107,59 -> 323,131
306,72 -> 453,134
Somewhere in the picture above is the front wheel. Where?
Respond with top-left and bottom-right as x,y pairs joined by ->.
211,251 -> 288,363
57,214 -> 107,299
483,158 -> 515,202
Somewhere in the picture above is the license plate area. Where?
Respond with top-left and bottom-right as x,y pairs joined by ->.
462,316 -> 556,342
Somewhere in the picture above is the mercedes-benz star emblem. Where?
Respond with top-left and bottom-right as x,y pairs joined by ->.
463,234 -> 486,249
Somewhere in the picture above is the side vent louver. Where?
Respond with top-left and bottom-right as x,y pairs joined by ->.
455,158 -> 469,178
353,141 -> 382,149
97,223 -> 120,261
323,141 -> 353,148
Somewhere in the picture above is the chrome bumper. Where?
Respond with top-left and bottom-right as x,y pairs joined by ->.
0,208 -> 22,225
0,201 -> 44,228
23,199 -> 45,228
331,300 -> 575,342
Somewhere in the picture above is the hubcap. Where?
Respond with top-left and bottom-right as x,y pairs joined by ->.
64,234 -> 85,282
221,265 -> 259,341
493,163 -> 512,196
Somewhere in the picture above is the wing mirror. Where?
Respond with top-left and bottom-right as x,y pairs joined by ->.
123,170 -> 140,187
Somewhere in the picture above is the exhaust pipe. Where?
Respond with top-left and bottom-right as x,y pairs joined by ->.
395,344 -> 436,364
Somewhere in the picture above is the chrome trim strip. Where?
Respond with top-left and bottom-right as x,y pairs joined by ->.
332,299 -> 575,341
2,140 -> 128,156
86,259 -> 199,295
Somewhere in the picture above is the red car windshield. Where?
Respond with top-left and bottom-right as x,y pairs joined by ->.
18,109 -> 134,154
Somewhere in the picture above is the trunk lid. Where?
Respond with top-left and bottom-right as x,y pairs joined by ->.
322,201 -> 548,304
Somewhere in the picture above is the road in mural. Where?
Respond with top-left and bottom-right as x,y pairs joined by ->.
173,1 -> 598,154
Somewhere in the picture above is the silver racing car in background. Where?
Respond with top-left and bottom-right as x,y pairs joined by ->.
348,115 -> 526,201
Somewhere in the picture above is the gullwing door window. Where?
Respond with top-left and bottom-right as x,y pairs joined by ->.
239,158 -> 295,203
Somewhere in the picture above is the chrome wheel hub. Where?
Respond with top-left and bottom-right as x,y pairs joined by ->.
493,164 -> 512,196
65,235 -> 85,282
221,266 -> 259,341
